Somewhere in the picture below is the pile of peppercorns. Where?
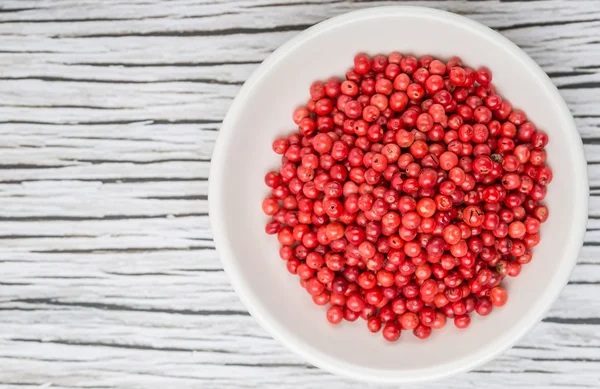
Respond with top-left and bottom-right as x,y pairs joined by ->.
262,52 -> 551,341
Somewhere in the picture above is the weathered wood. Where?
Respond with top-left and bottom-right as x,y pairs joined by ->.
0,0 -> 599,388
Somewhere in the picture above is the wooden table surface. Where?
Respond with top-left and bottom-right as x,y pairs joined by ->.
0,1 -> 599,388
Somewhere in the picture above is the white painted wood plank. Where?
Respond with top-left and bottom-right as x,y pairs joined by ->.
0,318 -> 599,388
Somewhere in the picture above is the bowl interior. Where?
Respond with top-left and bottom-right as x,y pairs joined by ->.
211,7 -> 587,382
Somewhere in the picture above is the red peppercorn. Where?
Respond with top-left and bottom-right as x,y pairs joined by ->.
326,305 -> 343,324
489,286 -> 508,306
382,322 -> 401,342
264,52 -> 551,342
454,314 -> 471,329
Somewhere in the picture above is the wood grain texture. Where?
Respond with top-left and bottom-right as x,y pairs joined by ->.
0,0 -> 599,388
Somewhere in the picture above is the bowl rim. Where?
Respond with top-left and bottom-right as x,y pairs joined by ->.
209,5 -> 589,383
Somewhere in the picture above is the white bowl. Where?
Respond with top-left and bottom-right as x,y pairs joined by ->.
209,6 -> 588,384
